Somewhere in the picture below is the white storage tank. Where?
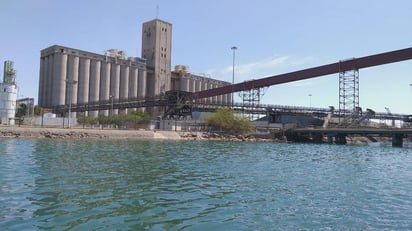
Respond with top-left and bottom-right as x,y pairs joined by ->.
0,83 -> 17,125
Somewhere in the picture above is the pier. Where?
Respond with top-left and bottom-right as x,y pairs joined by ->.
288,128 -> 412,147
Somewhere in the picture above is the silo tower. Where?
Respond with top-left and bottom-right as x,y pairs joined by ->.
0,60 -> 18,125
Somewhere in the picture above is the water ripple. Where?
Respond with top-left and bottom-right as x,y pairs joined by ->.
1,139 -> 412,230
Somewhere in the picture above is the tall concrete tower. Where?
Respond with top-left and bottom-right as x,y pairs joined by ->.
141,19 -> 172,98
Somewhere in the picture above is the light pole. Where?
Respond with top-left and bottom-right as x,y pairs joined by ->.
231,46 -> 237,108
409,84 -> 412,111
66,79 -> 78,128
308,94 -> 312,108
109,95 -> 114,116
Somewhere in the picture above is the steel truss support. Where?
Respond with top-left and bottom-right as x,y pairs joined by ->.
239,87 -> 265,121
339,60 -> 359,123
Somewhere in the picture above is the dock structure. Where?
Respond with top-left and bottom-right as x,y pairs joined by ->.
288,128 -> 412,147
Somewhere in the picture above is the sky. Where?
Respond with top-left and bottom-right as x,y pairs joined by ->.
1,0 -> 412,114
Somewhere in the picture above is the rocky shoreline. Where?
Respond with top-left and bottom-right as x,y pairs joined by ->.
0,126 -> 279,142
0,126 -> 182,140
0,126 -> 375,144
179,132 -> 280,142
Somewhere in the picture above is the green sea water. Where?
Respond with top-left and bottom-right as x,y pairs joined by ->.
1,139 -> 412,230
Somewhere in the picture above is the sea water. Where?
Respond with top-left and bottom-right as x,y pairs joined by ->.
1,138 -> 412,230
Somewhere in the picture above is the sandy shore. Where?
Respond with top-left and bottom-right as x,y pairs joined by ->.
0,126 -> 182,140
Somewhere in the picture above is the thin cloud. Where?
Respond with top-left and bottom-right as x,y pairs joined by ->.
206,55 -> 315,83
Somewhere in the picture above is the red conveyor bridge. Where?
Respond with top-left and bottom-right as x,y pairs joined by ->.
190,47 -> 412,100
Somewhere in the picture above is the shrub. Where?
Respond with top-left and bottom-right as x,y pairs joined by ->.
206,108 -> 254,135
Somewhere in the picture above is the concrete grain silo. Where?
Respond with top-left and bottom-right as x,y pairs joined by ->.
100,61 -> 111,116
138,68 -> 146,100
78,57 -> 90,106
209,81 -> 214,104
181,77 -> 189,92
189,78 -> 195,93
52,53 -> 67,107
226,91 -> 231,106
195,78 -> 201,92
66,55 -> 79,118
45,54 -> 54,107
110,63 -> 120,114
194,78 -> 201,104
88,59 -> 101,117
38,57 -> 46,106
129,66 -> 138,100
216,84 -> 223,105
213,82 -> 219,104
119,64 -> 129,114
199,79 -> 205,104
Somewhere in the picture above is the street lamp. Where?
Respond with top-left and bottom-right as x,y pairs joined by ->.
409,84 -> 412,110
231,46 -> 237,107
109,95 -> 114,116
308,94 -> 312,108
66,79 -> 78,128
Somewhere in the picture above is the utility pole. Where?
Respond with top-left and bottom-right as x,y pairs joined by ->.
66,79 -> 78,128
231,46 -> 237,108
110,95 -> 114,116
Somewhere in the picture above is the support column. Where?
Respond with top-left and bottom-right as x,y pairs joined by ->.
335,134 -> 347,145
392,133 -> 404,148
327,135 -> 334,144
338,61 -> 359,125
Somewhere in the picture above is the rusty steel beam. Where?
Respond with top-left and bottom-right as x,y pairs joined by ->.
192,47 -> 412,99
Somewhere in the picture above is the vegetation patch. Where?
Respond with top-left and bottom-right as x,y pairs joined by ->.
205,108 -> 255,135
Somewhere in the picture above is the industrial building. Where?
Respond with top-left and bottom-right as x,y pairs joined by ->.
39,46 -> 147,117
0,60 -> 17,125
171,66 -> 231,105
38,18 -> 231,118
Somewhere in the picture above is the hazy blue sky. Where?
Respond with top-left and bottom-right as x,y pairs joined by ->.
1,0 -> 411,113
